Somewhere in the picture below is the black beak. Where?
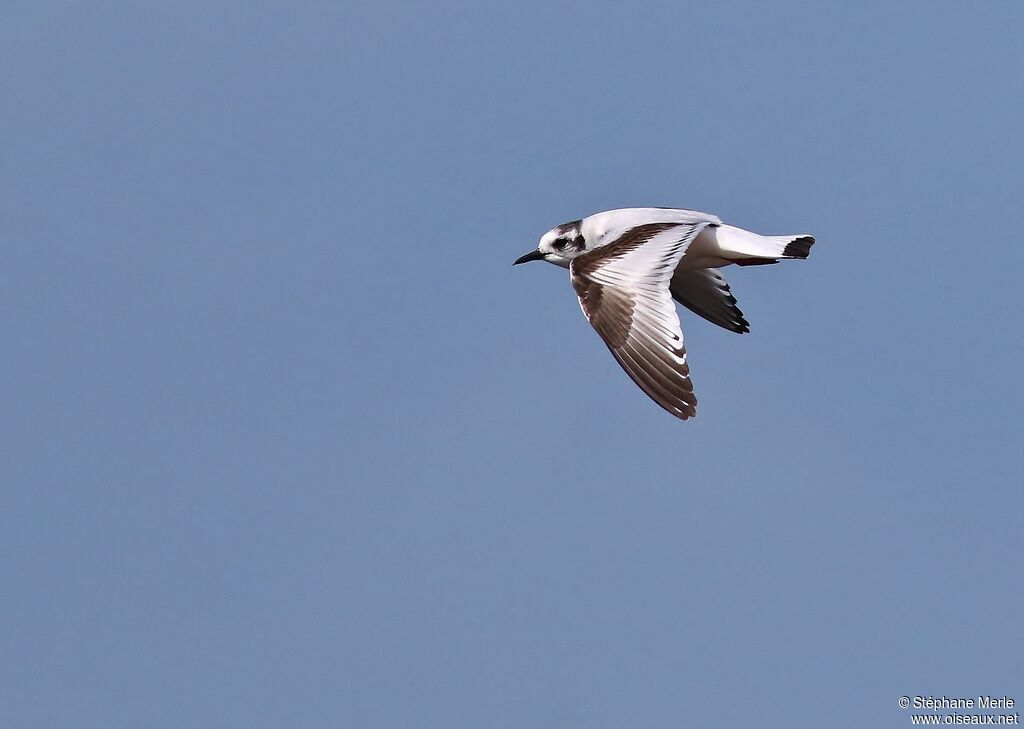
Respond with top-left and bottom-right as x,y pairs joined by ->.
513,249 -> 546,266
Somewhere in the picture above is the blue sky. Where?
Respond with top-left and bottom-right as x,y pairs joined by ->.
2,2 -> 1022,727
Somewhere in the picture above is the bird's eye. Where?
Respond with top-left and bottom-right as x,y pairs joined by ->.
553,237 -> 569,251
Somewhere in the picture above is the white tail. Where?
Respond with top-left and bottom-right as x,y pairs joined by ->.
714,225 -> 815,264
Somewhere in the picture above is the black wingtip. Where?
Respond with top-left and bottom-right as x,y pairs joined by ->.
783,236 -> 815,259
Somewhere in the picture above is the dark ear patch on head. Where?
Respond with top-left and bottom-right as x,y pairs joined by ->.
553,235 -> 585,253
556,220 -> 585,252
554,220 -> 586,253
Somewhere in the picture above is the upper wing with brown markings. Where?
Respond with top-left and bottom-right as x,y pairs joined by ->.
570,221 -> 713,420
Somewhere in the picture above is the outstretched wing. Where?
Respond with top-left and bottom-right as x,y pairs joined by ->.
570,221 -> 712,420
670,267 -> 750,334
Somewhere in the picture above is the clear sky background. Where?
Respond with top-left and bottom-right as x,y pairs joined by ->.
3,2 -> 1022,727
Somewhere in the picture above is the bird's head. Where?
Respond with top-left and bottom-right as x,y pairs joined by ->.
513,219 -> 586,269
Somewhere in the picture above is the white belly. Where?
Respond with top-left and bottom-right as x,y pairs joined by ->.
677,226 -> 733,270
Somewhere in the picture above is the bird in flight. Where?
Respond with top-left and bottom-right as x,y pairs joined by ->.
513,207 -> 814,420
